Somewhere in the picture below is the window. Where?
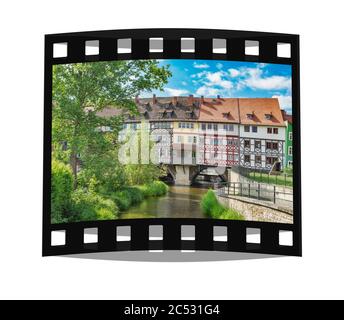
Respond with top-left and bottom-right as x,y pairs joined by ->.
191,123 -> 194,129
247,113 -> 253,119
223,124 -> 228,131
182,122 -> 186,128
252,126 -> 257,133
265,114 -> 272,120
214,138 -> 219,145
201,123 -> 206,131
244,155 -> 250,163
272,142 -> 278,150
288,146 -> 293,156
288,160 -> 293,167
267,127 -> 272,134
266,157 -> 277,165
208,123 -> 212,130
266,142 -> 272,149
177,136 -> 182,143
199,137 -> 204,144
188,136 -> 192,143
244,140 -> 250,148
131,123 -> 137,130
192,151 -> 196,158
213,124 -> 218,131
273,128 -> 279,134
193,136 -> 197,143
178,122 -> 182,128
289,132 -> 293,140
228,124 -> 234,131
255,155 -> 261,164
186,122 -> 190,129
244,125 -> 250,132
255,140 -> 261,149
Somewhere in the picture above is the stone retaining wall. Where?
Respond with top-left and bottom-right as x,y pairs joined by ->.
217,194 -> 293,224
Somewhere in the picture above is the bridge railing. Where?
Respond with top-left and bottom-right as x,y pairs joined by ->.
216,181 -> 293,208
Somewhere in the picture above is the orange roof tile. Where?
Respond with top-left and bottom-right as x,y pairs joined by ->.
198,98 -> 240,123
238,98 -> 285,126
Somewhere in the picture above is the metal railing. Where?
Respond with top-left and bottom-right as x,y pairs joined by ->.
216,181 -> 293,208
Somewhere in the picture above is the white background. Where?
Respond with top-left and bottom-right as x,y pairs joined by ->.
1,0 -> 343,300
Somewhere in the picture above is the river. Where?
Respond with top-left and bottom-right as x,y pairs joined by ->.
119,185 -> 208,219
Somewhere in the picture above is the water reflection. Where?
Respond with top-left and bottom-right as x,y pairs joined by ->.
120,185 -> 208,219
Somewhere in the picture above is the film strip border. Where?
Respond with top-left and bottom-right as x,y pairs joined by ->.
43,29 -> 301,257
46,28 -> 296,64
46,219 -> 299,256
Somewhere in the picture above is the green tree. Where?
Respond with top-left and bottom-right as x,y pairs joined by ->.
51,160 -> 73,223
52,60 -> 171,189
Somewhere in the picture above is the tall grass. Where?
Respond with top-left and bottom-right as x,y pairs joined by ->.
111,181 -> 169,211
201,189 -> 244,220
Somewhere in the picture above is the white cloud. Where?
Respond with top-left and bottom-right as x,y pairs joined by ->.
206,71 -> 223,83
272,94 -> 292,111
191,71 -> 208,79
205,71 -> 233,90
196,86 -> 220,97
246,75 -> 291,90
228,68 -> 240,77
193,62 -> 210,69
233,66 -> 291,91
216,63 -> 223,69
219,80 -> 233,89
165,87 -> 189,96
181,81 -> 187,86
184,68 -> 189,72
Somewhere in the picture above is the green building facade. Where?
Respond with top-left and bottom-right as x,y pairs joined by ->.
284,118 -> 293,168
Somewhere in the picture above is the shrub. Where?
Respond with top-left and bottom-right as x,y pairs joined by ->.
71,189 -> 119,221
125,187 -> 144,204
201,189 -> 244,220
111,190 -> 133,211
51,160 -> 73,223
138,181 -> 169,197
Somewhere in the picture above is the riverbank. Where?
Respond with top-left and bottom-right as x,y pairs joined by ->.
201,189 -> 244,220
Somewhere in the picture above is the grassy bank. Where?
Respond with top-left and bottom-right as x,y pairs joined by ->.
51,161 -> 169,223
201,189 -> 244,220
248,172 -> 293,187
111,181 -> 169,211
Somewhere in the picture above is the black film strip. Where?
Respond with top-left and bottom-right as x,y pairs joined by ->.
43,28 -> 301,257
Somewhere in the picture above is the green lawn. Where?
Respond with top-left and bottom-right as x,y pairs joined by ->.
248,172 -> 293,187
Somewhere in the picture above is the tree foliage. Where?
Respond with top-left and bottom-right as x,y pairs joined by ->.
51,60 -> 171,223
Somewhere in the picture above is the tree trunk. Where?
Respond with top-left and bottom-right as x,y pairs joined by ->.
70,151 -> 78,190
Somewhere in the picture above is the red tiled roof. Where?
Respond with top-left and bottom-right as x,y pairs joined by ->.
238,98 -> 285,127
198,98 -> 240,123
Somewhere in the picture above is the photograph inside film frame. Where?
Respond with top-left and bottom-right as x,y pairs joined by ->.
51,59 -> 293,225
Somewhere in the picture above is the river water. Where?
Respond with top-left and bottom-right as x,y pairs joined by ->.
120,185 -> 208,219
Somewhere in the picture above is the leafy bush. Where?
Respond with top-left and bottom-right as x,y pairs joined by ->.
51,160 -> 73,223
138,181 -> 169,197
71,189 -> 118,221
111,190 -> 132,211
201,189 -> 244,220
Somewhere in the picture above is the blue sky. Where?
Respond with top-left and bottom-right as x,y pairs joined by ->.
141,59 -> 292,113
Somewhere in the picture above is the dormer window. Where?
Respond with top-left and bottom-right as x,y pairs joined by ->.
265,113 -> 272,120
247,113 -> 254,120
222,112 -> 230,118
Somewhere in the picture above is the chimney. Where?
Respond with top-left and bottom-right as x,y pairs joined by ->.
217,95 -> 221,100
135,94 -> 140,104
172,96 -> 177,106
200,95 -> 204,104
188,94 -> 194,106
152,94 -> 157,104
